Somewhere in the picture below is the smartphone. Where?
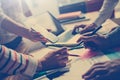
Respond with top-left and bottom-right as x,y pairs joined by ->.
32,25 -> 59,43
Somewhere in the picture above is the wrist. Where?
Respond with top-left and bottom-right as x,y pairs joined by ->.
36,59 -> 43,72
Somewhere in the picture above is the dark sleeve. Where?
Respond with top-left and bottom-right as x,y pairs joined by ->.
106,26 -> 120,47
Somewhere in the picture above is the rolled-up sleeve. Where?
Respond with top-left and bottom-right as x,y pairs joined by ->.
0,45 -> 38,77
94,0 -> 119,27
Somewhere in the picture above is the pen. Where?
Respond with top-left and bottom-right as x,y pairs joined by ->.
69,26 -> 102,50
74,26 -> 102,47
68,45 -> 84,51
34,66 -> 69,80
68,54 -> 80,57
89,26 -> 102,35
34,70 -> 57,80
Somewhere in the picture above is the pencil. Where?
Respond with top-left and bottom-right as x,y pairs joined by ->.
68,45 -> 84,50
68,54 -> 80,57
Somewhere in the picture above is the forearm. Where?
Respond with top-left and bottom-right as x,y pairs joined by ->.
0,45 -> 39,77
94,0 -> 119,27
1,15 -> 31,39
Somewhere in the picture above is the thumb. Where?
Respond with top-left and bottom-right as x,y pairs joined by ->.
54,47 -> 68,55
77,35 -> 98,43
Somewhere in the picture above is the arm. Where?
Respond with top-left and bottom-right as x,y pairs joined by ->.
0,45 -> 38,77
0,12 -> 47,42
73,0 -> 119,34
82,59 -> 120,80
77,26 -> 120,50
94,0 -> 119,27
1,15 -> 31,39
0,44 -> 68,77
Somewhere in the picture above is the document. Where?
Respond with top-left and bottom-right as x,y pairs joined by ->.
53,50 -> 110,80
45,29 -> 80,47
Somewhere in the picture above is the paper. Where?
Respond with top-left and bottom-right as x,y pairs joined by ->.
45,29 -> 80,47
53,52 -> 110,80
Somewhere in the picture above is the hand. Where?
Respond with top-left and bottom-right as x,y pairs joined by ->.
72,23 -> 97,34
37,48 -> 69,71
28,29 -> 48,43
77,33 -> 109,50
82,59 -> 120,80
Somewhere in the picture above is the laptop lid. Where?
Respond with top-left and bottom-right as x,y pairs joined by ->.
23,11 -> 65,43
25,11 -> 64,35
47,11 -> 64,35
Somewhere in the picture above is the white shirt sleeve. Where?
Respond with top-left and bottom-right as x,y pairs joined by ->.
94,0 -> 119,27
0,2 -> 6,26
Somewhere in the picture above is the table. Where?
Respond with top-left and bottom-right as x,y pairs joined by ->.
31,12 -> 120,80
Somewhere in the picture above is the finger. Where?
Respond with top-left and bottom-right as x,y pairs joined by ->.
57,48 -> 68,54
93,62 -> 106,66
81,35 -> 99,43
56,54 -> 68,60
83,63 -> 106,77
77,35 -> 85,42
77,35 -> 92,42
80,27 -> 95,34
59,58 -> 68,67
83,67 -> 108,80
82,32 -> 94,36
77,35 -> 97,42
72,25 -> 86,35
39,38 -> 48,42
75,24 -> 86,28
53,48 -> 68,56
32,33 -> 48,41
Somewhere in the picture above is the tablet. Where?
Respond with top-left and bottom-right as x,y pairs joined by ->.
32,25 -> 59,43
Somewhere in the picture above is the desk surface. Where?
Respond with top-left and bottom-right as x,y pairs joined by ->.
30,11 -> 120,80
63,11 -> 118,29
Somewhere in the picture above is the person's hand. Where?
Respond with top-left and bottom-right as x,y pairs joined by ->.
37,48 -> 69,71
77,33 -> 109,50
72,23 -> 97,34
28,28 -> 48,43
82,59 -> 120,80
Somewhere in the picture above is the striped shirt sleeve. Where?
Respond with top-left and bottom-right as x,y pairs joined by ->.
0,45 -> 38,77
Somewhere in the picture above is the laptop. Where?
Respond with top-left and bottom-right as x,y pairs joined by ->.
47,11 -> 64,35
23,11 -> 65,42
24,11 -> 80,46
